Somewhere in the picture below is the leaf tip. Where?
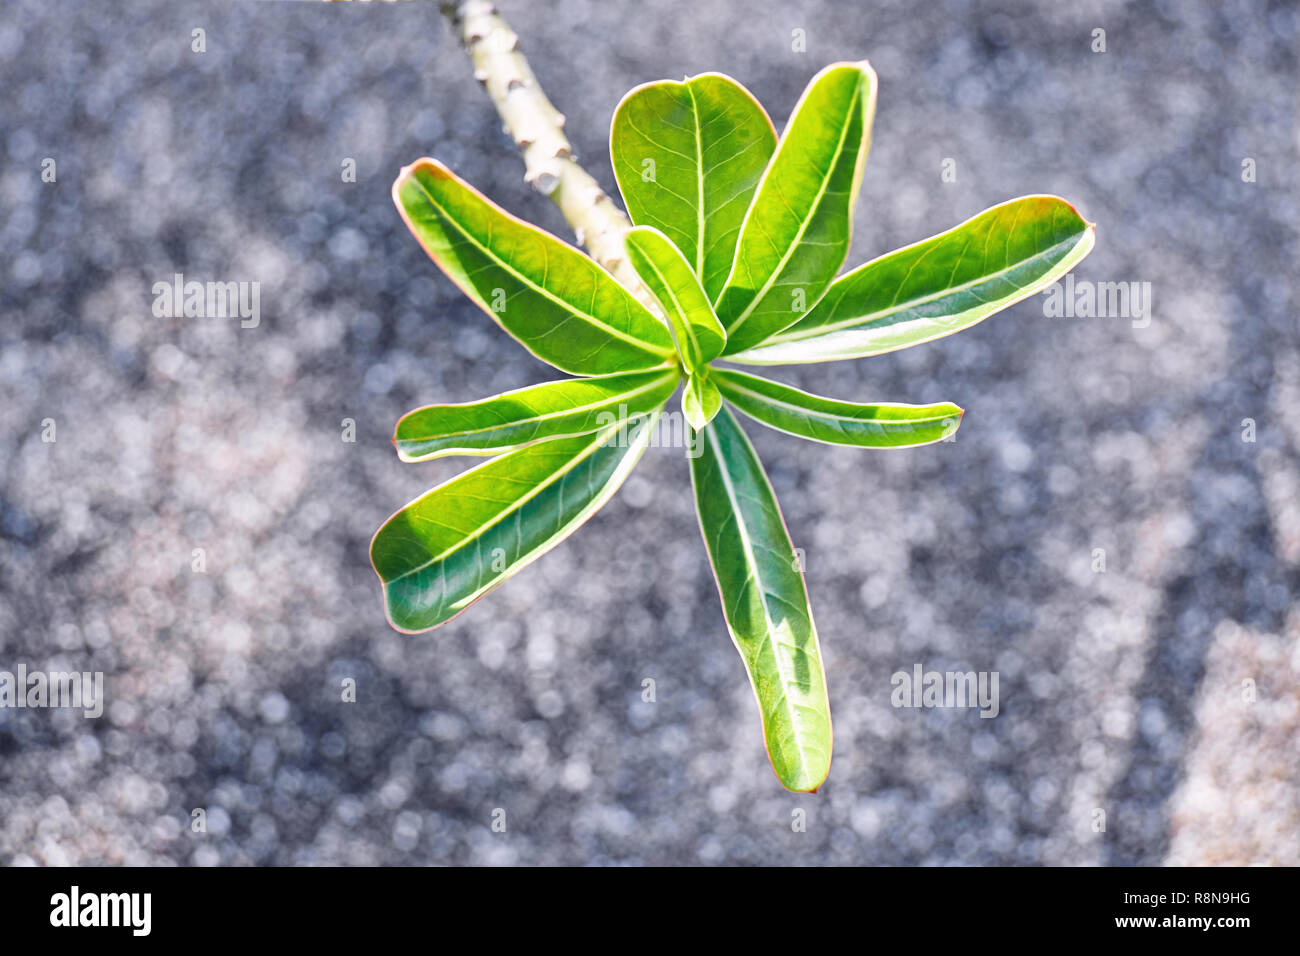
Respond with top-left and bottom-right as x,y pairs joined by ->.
823,58 -> 878,83
392,157 -> 448,204
776,765 -> 831,794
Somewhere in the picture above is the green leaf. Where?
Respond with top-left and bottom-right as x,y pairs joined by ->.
682,372 -> 722,431
715,62 -> 878,356
394,368 -> 679,462
624,226 -> 726,372
611,73 -> 777,301
690,406 -> 831,792
393,158 -> 676,376
713,368 -> 963,447
372,412 -> 660,633
727,195 -> 1096,365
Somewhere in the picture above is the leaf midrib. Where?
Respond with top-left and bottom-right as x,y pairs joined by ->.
686,81 -> 707,278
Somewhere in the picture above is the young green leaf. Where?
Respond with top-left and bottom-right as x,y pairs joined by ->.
611,73 -> 777,301
682,372 -> 722,431
624,225 -> 727,372
712,368 -> 963,447
372,413 -> 660,633
690,406 -> 832,792
394,368 -> 679,461
393,158 -> 677,376
715,62 -> 878,356
726,195 -> 1096,365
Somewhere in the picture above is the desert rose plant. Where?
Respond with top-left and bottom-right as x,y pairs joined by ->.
370,37 -> 1094,790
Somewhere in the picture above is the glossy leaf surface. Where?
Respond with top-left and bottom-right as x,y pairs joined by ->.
625,225 -> 726,372
682,372 -> 722,431
373,414 -> 659,633
728,196 -> 1095,365
712,368 -> 963,447
394,369 -> 679,461
690,407 -> 831,791
716,62 -> 878,355
611,73 -> 777,301
393,158 -> 676,376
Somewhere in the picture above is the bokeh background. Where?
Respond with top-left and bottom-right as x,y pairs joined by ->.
1,0 -> 1297,865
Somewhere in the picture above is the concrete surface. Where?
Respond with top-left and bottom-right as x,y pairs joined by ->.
1,0 -> 1297,865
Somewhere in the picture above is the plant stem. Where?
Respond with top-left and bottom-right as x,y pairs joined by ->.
438,1 -> 652,305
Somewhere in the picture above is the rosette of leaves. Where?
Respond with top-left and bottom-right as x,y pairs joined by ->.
372,62 -> 1094,791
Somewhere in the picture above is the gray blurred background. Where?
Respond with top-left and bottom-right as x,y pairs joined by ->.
1,0 -> 1297,865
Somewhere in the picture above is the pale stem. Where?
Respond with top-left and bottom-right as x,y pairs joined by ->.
329,0 -> 652,305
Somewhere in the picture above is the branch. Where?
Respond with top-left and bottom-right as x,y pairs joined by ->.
439,1 -> 651,304
325,2 -> 651,303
